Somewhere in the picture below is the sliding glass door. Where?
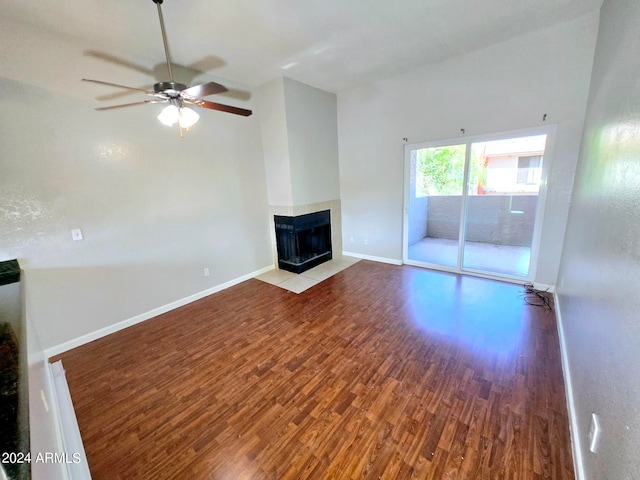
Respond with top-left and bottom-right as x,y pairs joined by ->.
406,144 -> 466,268
403,127 -> 553,282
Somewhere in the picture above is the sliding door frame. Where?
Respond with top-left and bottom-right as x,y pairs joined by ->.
402,124 -> 557,284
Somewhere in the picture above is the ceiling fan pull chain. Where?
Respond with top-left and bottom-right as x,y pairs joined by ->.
153,0 -> 174,82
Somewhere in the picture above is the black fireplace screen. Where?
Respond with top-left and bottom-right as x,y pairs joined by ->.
274,210 -> 332,274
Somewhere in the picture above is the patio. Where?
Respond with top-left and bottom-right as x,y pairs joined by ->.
407,236 -> 531,277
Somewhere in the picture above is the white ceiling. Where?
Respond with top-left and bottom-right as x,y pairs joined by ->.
1,0 -> 602,96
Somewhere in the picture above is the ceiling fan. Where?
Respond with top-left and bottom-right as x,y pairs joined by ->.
83,0 -> 251,136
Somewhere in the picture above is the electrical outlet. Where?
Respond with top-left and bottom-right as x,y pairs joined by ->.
364,238 -> 369,245
71,228 -> 83,241
589,413 -> 600,453
203,268 -> 210,277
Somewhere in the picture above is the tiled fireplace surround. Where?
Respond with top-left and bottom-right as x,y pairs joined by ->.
257,199 -> 360,293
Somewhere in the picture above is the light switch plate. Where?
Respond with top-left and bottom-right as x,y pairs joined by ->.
71,229 -> 83,241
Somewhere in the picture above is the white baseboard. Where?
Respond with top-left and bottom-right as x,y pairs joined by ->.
554,292 -> 585,480
342,251 -> 402,265
44,265 -> 274,359
533,282 -> 555,293
49,361 -> 91,480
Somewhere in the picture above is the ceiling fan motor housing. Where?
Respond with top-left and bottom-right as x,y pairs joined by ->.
154,81 -> 187,96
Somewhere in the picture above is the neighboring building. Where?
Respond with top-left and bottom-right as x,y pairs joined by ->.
477,135 -> 546,194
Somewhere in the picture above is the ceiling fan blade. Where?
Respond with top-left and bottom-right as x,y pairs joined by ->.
181,82 -> 228,99
187,55 -> 226,74
84,50 -> 155,76
192,99 -> 252,117
83,78 -> 154,94
95,100 -> 166,111
96,85 -> 156,102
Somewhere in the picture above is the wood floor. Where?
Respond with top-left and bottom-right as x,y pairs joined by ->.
52,261 -> 574,479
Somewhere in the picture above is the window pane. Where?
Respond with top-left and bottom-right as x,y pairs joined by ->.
415,144 -> 466,196
408,144 -> 466,268
464,135 -> 547,277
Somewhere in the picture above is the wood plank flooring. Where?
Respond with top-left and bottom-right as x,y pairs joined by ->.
52,261 -> 574,479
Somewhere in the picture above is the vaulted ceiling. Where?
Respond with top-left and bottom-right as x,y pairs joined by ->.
1,0 -> 602,98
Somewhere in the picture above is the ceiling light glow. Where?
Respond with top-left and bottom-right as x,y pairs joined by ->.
178,107 -> 199,129
157,104 -> 179,126
157,105 -> 200,129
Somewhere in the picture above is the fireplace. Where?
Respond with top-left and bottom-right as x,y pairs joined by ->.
274,210 -> 332,274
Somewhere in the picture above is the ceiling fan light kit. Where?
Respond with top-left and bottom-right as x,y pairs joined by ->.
157,104 -> 200,129
83,0 -> 251,137
157,104 -> 179,126
177,107 -> 200,129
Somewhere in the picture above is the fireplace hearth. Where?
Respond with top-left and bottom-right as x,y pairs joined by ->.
274,210 -> 332,274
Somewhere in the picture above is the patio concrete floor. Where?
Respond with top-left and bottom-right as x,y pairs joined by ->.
408,237 -> 531,277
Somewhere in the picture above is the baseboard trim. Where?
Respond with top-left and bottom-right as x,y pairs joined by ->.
44,265 -> 275,359
554,292 -> 585,480
49,361 -> 91,479
533,282 -> 555,293
342,251 -> 402,266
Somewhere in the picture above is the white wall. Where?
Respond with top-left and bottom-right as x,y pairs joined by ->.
338,12 -> 599,282
258,77 -> 341,208
283,77 -> 341,206
0,75 -> 272,352
556,0 -> 640,477
256,78 -> 294,206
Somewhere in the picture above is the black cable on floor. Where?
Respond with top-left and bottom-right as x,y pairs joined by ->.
521,283 -> 552,310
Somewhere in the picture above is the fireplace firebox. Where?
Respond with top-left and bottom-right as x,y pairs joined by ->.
274,210 -> 332,274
